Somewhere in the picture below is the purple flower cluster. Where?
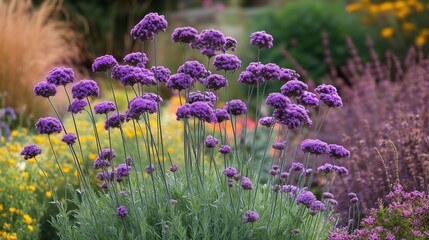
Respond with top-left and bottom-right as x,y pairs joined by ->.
171,27 -> 198,44
93,157 -> 110,169
151,66 -> 171,83
189,102 -> 215,123
291,162 -> 304,171
116,163 -> 132,179
225,99 -> 247,116
212,54 -> 241,72
259,117 -> 275,127
204,74 -> 228,90
242,210 -> 259,223
177,61 -> 207,82
272,104 -> 312,129
104,113 -> 126,130
266,93 -> 291,109
94,101 -> 116,115
221,37 -> 237,52
188,91 -> 217,107
116,205 -> 128,217
238,62 -> 264,85
176,104 -> 191,120
280,80 -> 308,97
145,164 -> 156,174
123,52 -> 148,67
328,144 -> 350,159
166,73 -> 193,90
300,139 -> 329,155
262,63 -> 281,80
317,163 -> 334,174
34,82 -> 57,98
35,117 -> 62,135
241,177 -> 254,190
170,164 -> 178,173
92,55 -> 118,72
142,93 -> 163,103
205,135 -> 219,148
315,84 -> 343,108
120,67 -> 156,86
99,148 -> 117,161
296,190 -> 316,208
218,145 -> 231,154
46,67 -> 75,86
250,31 -> 273,49
62,133 -> 77,145
21,144 -> 42,160
223,167 -> 237,178
131,12 -> 167,41
71,80 -> 100,100
190,29 -> 226,57
214,108 -> 230,123
126,97 -> 157,120
272,141 -> 286,150
297,91 -> 319,107
67,99 -> 87,114
279,68 -> 300,82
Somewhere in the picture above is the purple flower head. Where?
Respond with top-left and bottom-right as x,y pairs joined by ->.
296,190 -> 316,208
297,91 -> 319,107
262,63 -> 281,80
205,74 -> 228,90
116,163 -> 132,178
333,165 -> 349,176
94,101 -> 116,115
280,172 -> 289,179
71,80 -> 100,100
291,162 -> 304,171
46,67 -> 75,86
266,93 -> 291,109
142,93 -> 163,103
272,141 -> 286,150
279,68 -> 300,82
132,12 -> 167,37
221,37 -> 237,52
62,133 -> 77,145
205,135 -> 219,148
233,173 -> 242,181
189,102 -> 216,123
238,71 -> 260,86
97,171 -> 115,181
188,91 -> 217,107
315,84 -> 338,95
21,144 -> 42,160
280,80 -> 308,97
99,182 -> 108,189
350,197 -> 359,204
215,108 -> 230,123
191,29 -> 226,57
282,185 -> 298,195
272,104 -> 312,129
348,193 -> 357,199
301,168 -> 313,176
151,66 -> 171,83
272,165 -> 280,171
126,156 -> 133,166
170,164 -> 178,173
241,177 -> 254,190
171,27 -> 198,43
166,73 -> 193,90
121,67 -> 156,86
246,62 -> 264,76
35,117 -> 62,135
328,144 -> 350,159
67,99 -> 87,114
116,205 -> 128,217
310,200 -> 326,212
92,55 -> 118,72
99,148 -> 117,161
301,139 -> 329,155
259,117 -> 275,127
104,113 -> 126,130
177,61 -> 207,81
223,167 -> 237,178
322,192 -> 334,199
242,210 -> 259,223
319,92 -> 343,108
111,65 -> 132,80
317,163 -> 334,174
126,98 -> 157,120
176,104 -> 191,120
34,82 -> 57,98
269,166 -> 280,176
145,164 -> 156,174
213,54 -> 241,72
123,52 -> 148,67
225,99 -> 247,116
250,31 -> 273,49
120,191 -> 126,197
218,145 -> 231,154
93,157 -> 111,169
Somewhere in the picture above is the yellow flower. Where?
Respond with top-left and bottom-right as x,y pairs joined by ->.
28,158 -> 36,164
10,130 -> 18,138
0,204 -> 3,211
167,147 -> 175,154
0,231 -> 6,237
416,35 -> 426,46
7,159 -> 16,166
1,213 -> 7,218
379,2 -> 394,12
23,214 -> 32,224
26,185 -> 36,191
8,207 -> 16,213
63,166 -> 71,174
45,191 -> 52,198
7,233 -> 17,240
3,223 -> 10,230
346,3 -> 362,13
395,1 -> 407,9
380,27 -> 395,38
22,171 -> 29,179
89,153 -> 97,161
18,185 -> 24,191
28,225 -> 34,231
402,22 -> 416,31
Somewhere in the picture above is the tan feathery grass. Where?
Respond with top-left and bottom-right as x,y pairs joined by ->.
0,0 -> 81,126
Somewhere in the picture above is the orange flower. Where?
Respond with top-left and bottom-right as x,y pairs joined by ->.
380,27 -> 395,38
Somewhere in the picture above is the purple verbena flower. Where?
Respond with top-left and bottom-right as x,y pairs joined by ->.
166,73 -> 193,90
250,31 -> 273,49
291,162 -> 304,171
189,102 -> 216,123
151,66 -> 171,83
297,91 -> 319,107
93,157 -> 111,169
319,92 -> 343,108
279,68 -> 300,82
259,117 -> 275,127
280,172 -> 289,179
225,99 -> 247,116
99,148 -> 117,161
104,113 -> 126,130
190,29 -> 226,57
328,144 -> 350,159
205,74 -> 228,90
126,98 -> 157,120
315,84 -> 338,95
333,165 -> 349,176
310,200 -> 326,212
62,133 -> 77,145
262,63 -> 281,80
301,139 -> 329,155
221,37 -> 237,52
238,71 -> 261,85
111,65 -> 133,81
272,104 -> 312,129
145,164 -> 156,174
176,104 -> 191,120
123,52 -> 148,67
116,205 -> 128,217
241,177 -> 254,190
71,80 -> 100,100
322,192 -> 335,199
188,91 -> 217,107
170,164 -> 178,173
272,141 -> 286,150
205,135 -> 219,148
120,67 -> 156,86
266,93 -> 291,109
177,61 -> 207,81
94,101 -> 116,115
35,117 -> 62,135
218,145 -> 231,154
280,80 -> 308,97
21,144 -> 42,160
116,163 -> 132,178
213,54 -> 241,72
99,182 -> 108,189
242,210 -> 259,223
282,185 -> 298,195
131,12 -> 167,39
215,108 -> 230,123
92,55 -> 118,72
317,163 -> 334,174
34,82 -> 57,98
223,167 -> 237,178
67,99 -> 87,114
171,27 -> 198,44
296,190 -> 316,208
46,67 -> 75,86
141,93 -> 163,103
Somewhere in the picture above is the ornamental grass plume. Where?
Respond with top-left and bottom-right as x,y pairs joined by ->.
0,0 -> 81,125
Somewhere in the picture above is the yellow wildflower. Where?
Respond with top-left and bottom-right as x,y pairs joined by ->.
379,2 -> 394,12
380,27 -> 395,38
7,233 -> 17,240
23,214 -> 32,224
89,153 -> 97,160
46,191 -> 52,198
18,185 -> 24,191
63,166 -> 71,174
416,35 -> 426,46
1,213 -> 7,218
8,207 -> 16,213
22,171 -> 29,179
9,145 -> 17,152
10,130 -> 18,137
28,158 -> 36,164
3,223 -> 10,230
7,159 -> 15,166
346,3 -> 362,13
0,231 -> 6,237
26,185 -> 36,191
0,204 -> 3,211
402,22 -> 416,31
28,225 -> 34,231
